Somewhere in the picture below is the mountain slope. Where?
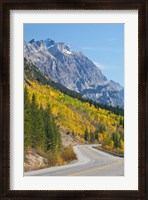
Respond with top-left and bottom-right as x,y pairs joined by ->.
25,80 -> 124,144
24,59 -> 124,116
24,58 -> 83,100
24,38 -> 124,108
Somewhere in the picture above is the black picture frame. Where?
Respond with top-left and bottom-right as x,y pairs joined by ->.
0,0 -> 147,199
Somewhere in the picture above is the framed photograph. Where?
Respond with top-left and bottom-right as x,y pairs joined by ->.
1,0 -> 147,199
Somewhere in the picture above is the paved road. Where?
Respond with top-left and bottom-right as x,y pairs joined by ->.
25,145 -> 124,176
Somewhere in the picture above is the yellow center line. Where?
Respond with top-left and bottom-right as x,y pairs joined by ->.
68,160 -> 122,176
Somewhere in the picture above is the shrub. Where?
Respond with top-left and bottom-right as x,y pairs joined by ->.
47,151 -> 58,166
55,154 -> 64,165
61,147 -> 77,162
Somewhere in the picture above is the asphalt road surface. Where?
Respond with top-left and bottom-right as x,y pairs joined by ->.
25,145 -> 124,176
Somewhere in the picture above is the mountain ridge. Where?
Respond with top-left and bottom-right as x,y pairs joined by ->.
24,38 -> 124,108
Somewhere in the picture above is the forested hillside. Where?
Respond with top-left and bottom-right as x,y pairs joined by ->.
24,87 -> 62,152
25,80 -> 124,156
24,86 -> 77,171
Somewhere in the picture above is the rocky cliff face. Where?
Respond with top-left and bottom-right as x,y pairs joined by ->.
24,38 -> 124,108
24,148 -> 48,172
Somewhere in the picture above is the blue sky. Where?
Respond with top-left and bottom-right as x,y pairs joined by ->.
24,24 -> 124,86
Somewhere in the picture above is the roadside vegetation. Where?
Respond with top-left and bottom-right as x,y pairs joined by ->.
97,132 -> 124,155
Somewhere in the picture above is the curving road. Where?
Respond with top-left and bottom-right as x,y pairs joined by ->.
25,145 -> 124,176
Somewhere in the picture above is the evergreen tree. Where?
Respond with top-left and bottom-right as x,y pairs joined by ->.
94,130 -> 99,140
103,133 -> 114,148
119,118 -> 124,128
84,128 -> 89,142
37,105 -> 46,149
112,132 -> 121,148
31,93 -> 46,149
24,87 -> 32,149
99,123 -> 106,133
31,93 -> 38,147
43,104 -> 62,152
43,104 -> 55,150
51,116 -> 62,153
90,131 -> 95,143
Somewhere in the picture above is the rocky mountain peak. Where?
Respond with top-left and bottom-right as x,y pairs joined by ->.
44,38 -> 55,48
29,39 -> 35,44
47,42 -> 72,56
